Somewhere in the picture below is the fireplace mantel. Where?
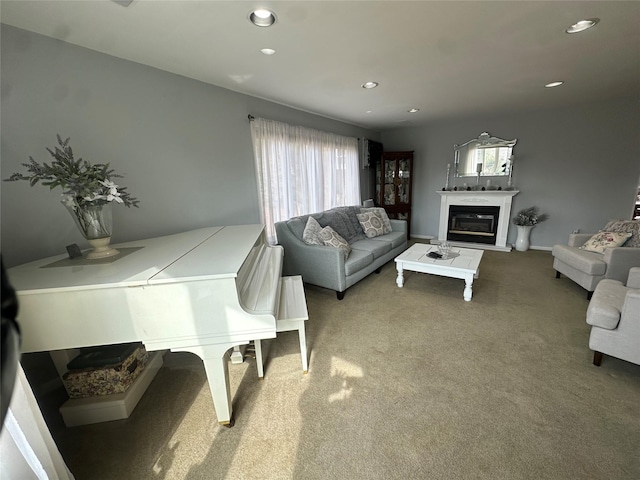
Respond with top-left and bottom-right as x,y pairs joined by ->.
436,190 -> 519,252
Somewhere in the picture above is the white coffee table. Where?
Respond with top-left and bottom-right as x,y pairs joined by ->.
394,243 -> 484,301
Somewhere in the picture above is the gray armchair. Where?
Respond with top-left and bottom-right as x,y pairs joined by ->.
585,267 -> 640,366
552,222 -> 640,299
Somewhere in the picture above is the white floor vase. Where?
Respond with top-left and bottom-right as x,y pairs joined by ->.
515,225 -> 533,251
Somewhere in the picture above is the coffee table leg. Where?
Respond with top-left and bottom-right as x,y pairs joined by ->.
396,263 -> 404,287
464,275 -> 473,301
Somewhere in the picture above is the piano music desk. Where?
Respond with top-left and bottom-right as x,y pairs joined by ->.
7,225 -> 291,427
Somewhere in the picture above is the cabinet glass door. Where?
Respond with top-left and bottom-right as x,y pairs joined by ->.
383,158 -> 397,206
398,157 -> 411,204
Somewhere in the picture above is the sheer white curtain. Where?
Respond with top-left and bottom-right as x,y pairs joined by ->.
250,117 -> 360,243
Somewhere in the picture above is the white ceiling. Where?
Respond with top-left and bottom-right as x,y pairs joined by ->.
2,0 -> 639,130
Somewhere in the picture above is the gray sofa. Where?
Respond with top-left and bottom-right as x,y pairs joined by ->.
274,206 -> 408,299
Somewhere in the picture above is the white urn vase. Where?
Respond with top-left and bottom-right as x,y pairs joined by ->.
63,201 -> 120,259
515,225 -> 533,251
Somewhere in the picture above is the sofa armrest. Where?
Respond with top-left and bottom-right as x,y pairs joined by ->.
568,233 -> 595,248
602,247 -> 640,283
390,219 -> 407,234
626,267 -> 640,288
275,221 -> 347,290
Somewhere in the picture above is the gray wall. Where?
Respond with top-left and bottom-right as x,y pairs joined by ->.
3,25 -> 638,268
381,98 -> 640,248
1,25 -> 379,267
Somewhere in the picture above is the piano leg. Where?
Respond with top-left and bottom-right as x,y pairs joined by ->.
254,340 -> 264,379
171,344 -> 235,427
230,345 -> 246,364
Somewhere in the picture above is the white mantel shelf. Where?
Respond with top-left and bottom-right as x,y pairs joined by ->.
436,190 -> 520,197
436,190 -> 520,252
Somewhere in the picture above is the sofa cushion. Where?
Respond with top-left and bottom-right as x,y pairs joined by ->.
344,249 -> 374,276
360,207 -> 392,234
603,220 -> 640,248
350,238 -> 392,259
586,279 -> 627,329
319,226 -> 351,259
302,216 -> 323,245
551,244 -> 607,275
373,231 -> 407,249
579,231 -> 632,253
357,211 -> 385,238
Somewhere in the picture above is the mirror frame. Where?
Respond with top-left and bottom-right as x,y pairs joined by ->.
454,132 -> 517,177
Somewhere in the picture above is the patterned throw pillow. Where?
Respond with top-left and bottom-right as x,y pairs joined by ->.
357,211 -> 385,238
603,220 -> 640,248
361,207 -> 392,234
302,216 -> 323,245
579,231 -> 632,254
318,226 -> 351,259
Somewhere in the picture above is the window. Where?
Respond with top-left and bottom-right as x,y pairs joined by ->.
250,117 -> 360,243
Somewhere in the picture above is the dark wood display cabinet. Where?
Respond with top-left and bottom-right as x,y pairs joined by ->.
375,151 -> 414,238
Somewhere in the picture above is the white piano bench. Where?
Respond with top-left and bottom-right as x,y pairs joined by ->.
255,275 -> 309,378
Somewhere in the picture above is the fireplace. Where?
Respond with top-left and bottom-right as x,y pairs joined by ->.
448,205 -> 500,245
436,190 -> 519,251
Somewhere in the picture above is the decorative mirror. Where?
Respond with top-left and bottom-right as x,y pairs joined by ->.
454,132 -> 517,177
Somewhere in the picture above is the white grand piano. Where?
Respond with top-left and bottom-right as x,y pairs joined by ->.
7,224 -> 305,427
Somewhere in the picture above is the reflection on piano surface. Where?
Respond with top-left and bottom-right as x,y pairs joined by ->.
7,225 -> 287,426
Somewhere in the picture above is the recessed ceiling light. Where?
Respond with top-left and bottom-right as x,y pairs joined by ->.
566,18 -> 599,34
365,110 -> 372,114
408,108 -> 420,113
361,81 -> 379,89
545,81 -> 564,88
249,9 -> 277,27
261,48 -> 276,55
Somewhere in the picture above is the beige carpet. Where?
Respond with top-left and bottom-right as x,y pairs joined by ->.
26,246 -> 640,479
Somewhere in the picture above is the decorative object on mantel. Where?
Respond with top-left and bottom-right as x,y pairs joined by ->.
512,206 -> 548,251
4,135 -> 139,259
443,163 -> 452,190
505,154 -> 516,190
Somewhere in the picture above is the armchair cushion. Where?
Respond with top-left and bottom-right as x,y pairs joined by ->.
603,220 -> 640,248
579,231 -> 632,253
551,245 -> 607,276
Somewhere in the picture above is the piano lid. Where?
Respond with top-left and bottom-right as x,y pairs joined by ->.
7,227 -> 224,294
149,224 -> 267,285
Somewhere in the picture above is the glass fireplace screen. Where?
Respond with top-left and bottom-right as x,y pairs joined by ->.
448,205 -> 500,244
